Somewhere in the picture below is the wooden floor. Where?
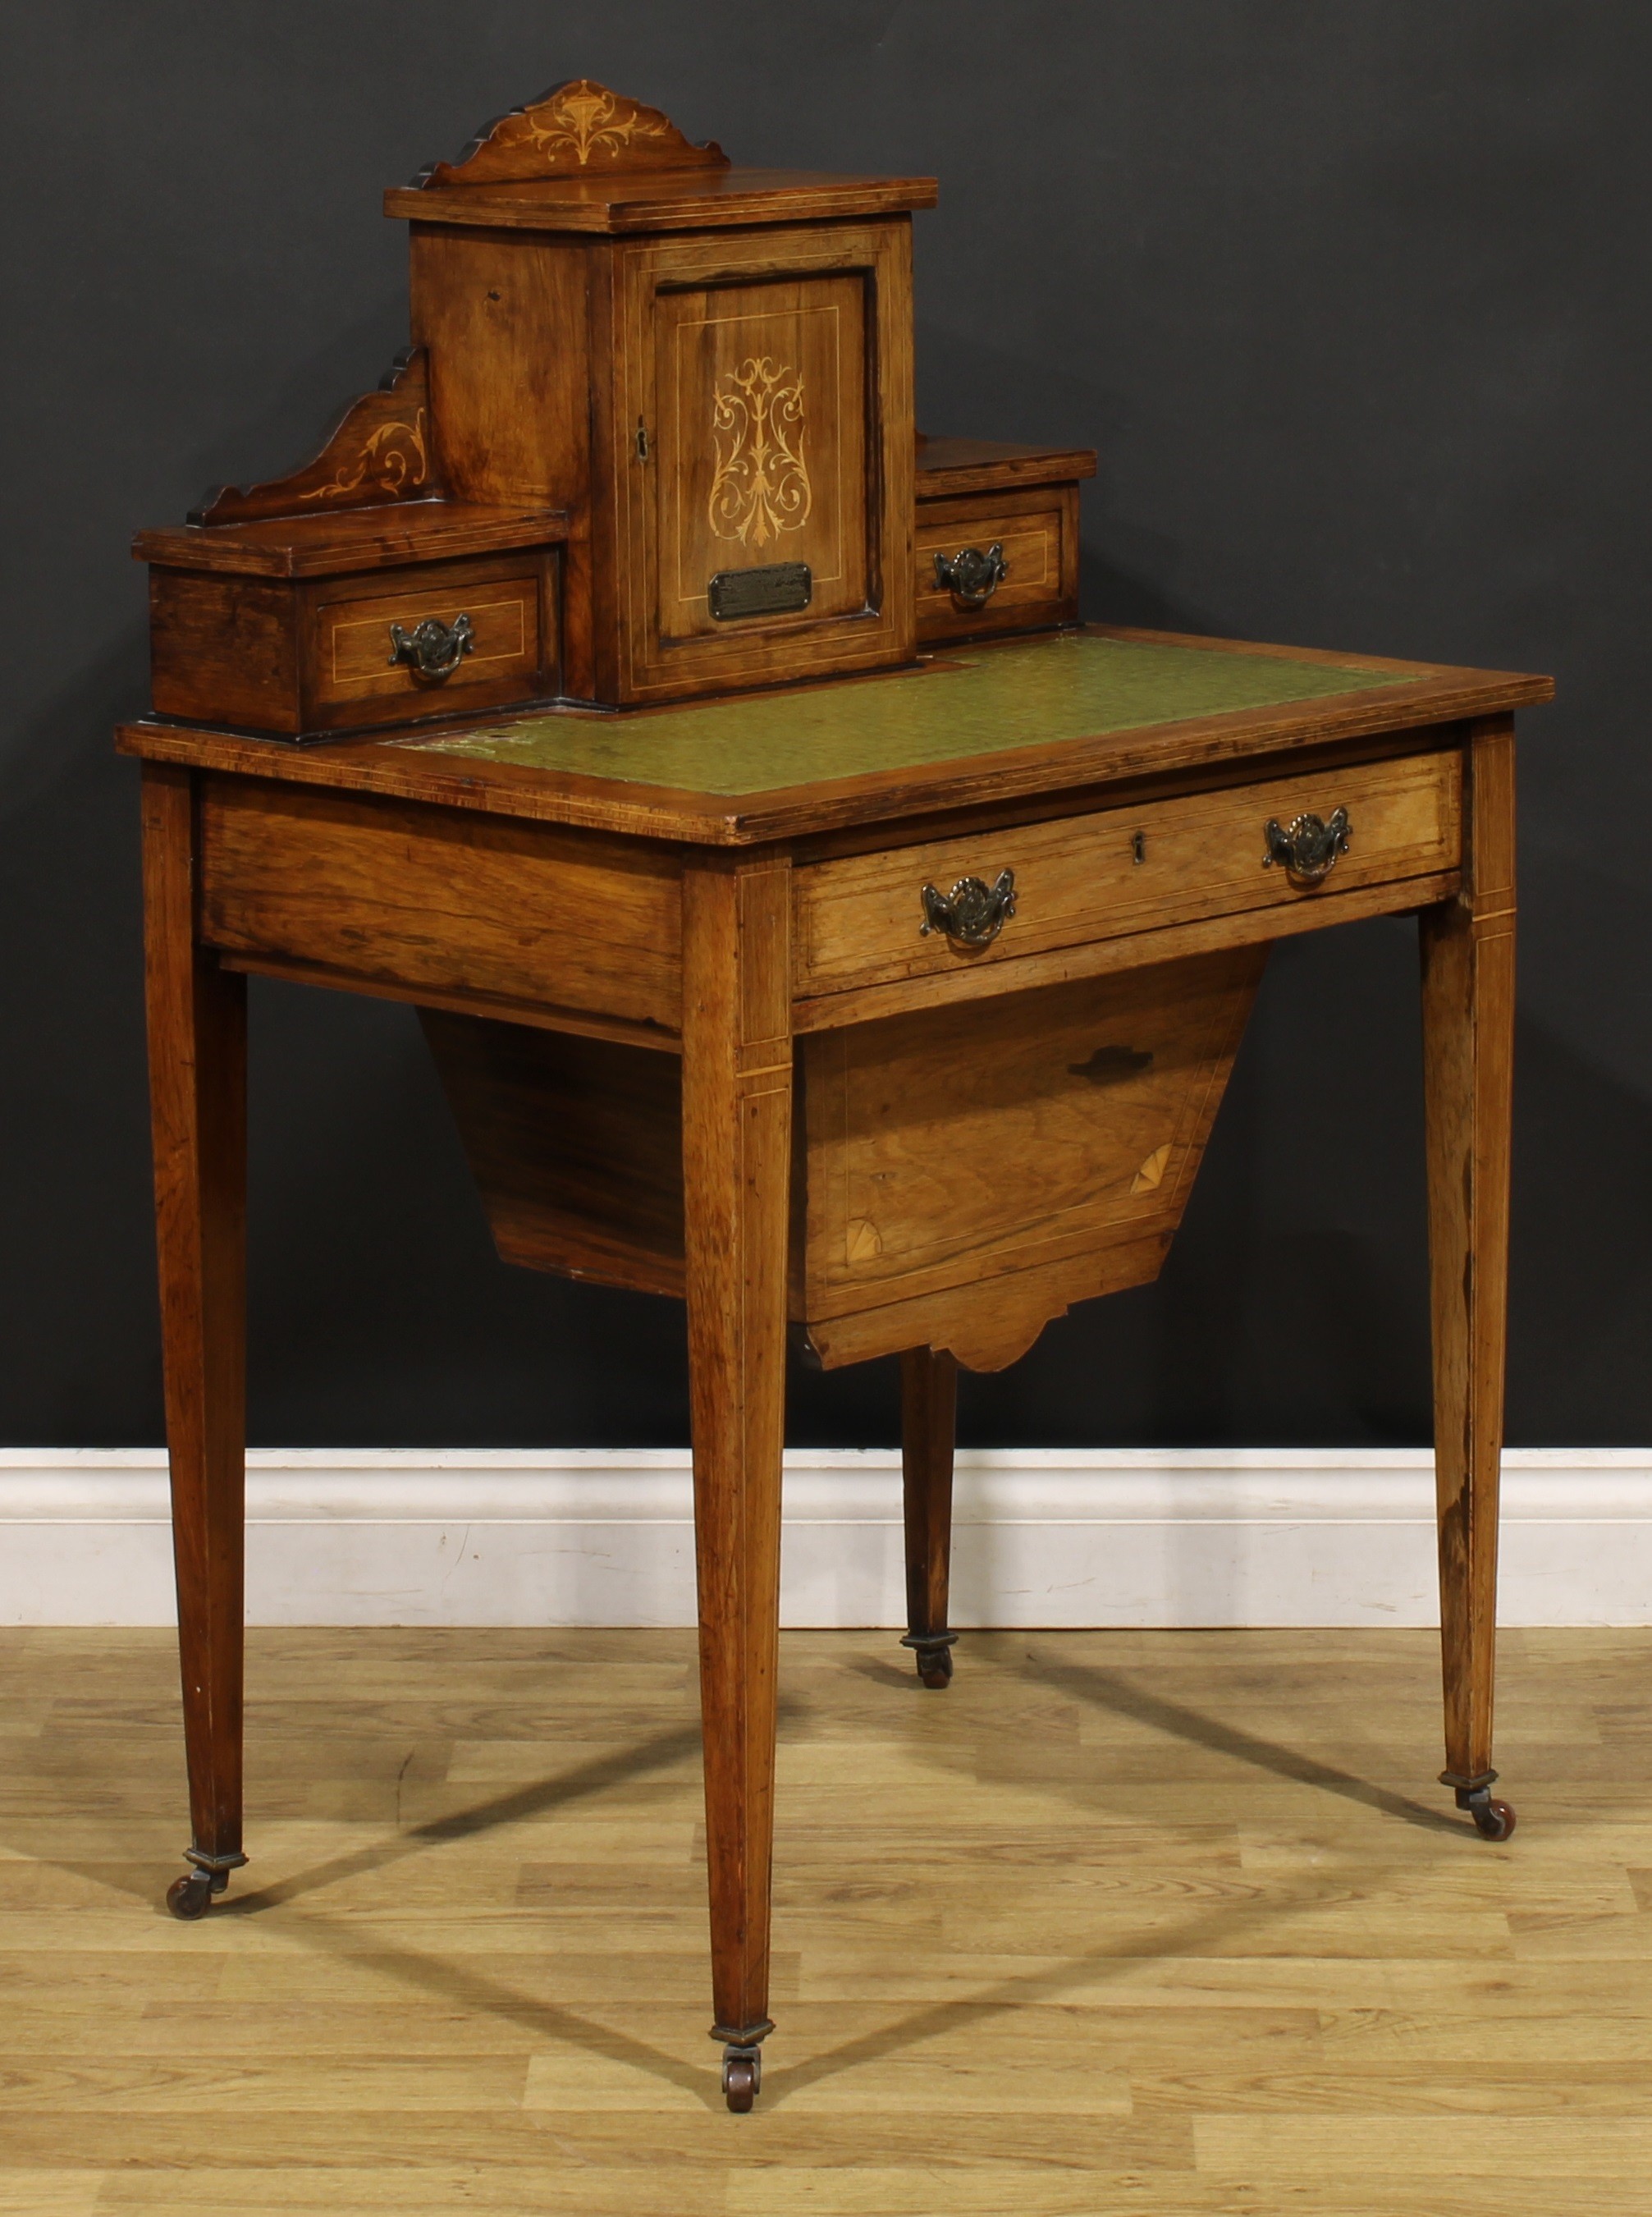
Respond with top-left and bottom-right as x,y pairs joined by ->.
1,1626 -> 1650,2213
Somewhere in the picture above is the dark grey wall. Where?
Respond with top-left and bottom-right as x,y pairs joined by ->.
3,2 -> 1647,1448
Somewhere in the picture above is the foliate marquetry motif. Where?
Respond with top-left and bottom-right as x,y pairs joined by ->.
707,358 -> 812,551
414,79 -> 728,187
295,411 -> 428,506
189,350 -> 439,528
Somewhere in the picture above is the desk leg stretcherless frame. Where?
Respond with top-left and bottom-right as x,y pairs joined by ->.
140,715 -> 1518,2109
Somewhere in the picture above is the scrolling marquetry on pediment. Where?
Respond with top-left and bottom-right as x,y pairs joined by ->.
412,79 -> 728,188
189,349 -> 441,529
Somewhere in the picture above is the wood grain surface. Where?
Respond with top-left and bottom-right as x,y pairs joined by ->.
900,1347 -> 958,1665
148,547 -> 561,740
140,767 -> 247,1876
117,625 -> 1552,847
412,78 -> 730,190
681,859 -> 794,2046
419,1010 -> 685,1297
410,227 -> 599,696
796,950 -> 1263,1347
1421,716 -> 1517,1788
792,741 -> 1458,999
916,433 -> 1098,497
387,167 -> 938,234
915,483 -> 1078,643
606,221 -> 915,704
197,778 -> 682,1030
317,566 -> 538,699
134,502 -> 569,583
1,1623 -> 1645,2211
185,348 -> 441,529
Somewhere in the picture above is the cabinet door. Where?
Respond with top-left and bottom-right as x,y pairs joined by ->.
656,273 -> 867,639
607,222 -> 914,703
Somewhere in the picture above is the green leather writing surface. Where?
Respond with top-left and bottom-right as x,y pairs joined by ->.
391,631 -> 1412,795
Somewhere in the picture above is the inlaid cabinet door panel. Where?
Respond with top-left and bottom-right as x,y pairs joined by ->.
607,222 -> 915,703
653,274 -> 868,641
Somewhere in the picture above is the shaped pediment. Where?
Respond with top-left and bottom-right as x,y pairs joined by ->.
189,349 -> 439,528
414,80 -> 727,188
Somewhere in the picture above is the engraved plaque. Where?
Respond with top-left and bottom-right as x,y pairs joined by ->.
707,561 -> 813,621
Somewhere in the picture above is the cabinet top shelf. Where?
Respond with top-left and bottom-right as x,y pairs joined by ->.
386,167 -> 938,235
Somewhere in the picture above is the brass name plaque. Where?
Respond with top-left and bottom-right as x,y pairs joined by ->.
707,562 -> 812,621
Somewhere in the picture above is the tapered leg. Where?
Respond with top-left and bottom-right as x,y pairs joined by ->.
899,1347 -> 959,1687
1420,715 -> 1517,1842
681,858 -> 792,2109
141,765 -> 249,1914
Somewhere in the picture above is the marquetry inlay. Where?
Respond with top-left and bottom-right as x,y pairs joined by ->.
297,409 -> 429,505
707,356 -> 812,550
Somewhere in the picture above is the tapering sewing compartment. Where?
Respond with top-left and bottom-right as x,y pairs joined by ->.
415,940 -> 1262,1377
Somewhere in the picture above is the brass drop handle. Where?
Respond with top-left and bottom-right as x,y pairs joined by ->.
1263,805 -> 1351,886
919,868 -> 1017,948
933,543 -> 1008,608
388,612 -> 474,680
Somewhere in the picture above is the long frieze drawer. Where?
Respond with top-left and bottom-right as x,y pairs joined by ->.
915,485 -> 1078,643
793,747 -> 1462,998
198,776 -> 681,1030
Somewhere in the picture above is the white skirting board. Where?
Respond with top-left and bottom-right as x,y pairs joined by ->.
0,1448 -> 1648,1628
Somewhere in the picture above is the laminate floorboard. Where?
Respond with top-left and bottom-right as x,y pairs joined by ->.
0,1626 -> 1647,2213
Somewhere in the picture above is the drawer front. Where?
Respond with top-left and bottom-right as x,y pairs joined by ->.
794,748 -> 1462,999
916,485 -> 1077,642
305,549 -> 554,731
199,777 -> 681,1028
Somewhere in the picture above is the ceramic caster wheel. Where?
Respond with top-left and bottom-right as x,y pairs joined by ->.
721,2045 -> 762,2113
166,1871 -> 216,1920
1470,1794 -> 1517,1842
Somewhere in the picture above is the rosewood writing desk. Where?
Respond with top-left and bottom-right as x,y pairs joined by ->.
119,71 -> 1554,2110
120,622 -> 1549,2109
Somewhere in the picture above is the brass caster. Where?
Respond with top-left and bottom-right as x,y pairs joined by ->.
165,1848 -> 244,1919
1461,1785 -> 1517,1841
900,1631 -> 956,1688
165,1871 -> 217,1920
721,2042 -> 762,2113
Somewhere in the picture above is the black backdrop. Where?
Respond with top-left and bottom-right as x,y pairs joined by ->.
3,2 -> 1648,1450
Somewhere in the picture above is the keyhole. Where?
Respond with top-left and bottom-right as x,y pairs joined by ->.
1132,831 -> 1146,865
635,419 -> 650,460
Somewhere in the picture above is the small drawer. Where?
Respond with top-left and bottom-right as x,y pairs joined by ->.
916,484 -> 1078,643
304,550 -> 555,734
314,563 -> 543,713
144,513 -> 562,742
793,747 -> 1462,1000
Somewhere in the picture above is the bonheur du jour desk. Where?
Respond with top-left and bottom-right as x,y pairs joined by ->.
117,71 -> 1552,2110
119,622 -> 1549,2108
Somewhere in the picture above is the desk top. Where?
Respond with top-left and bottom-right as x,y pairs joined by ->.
391,633 -> 1416,791
118,625 -> 1552,848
